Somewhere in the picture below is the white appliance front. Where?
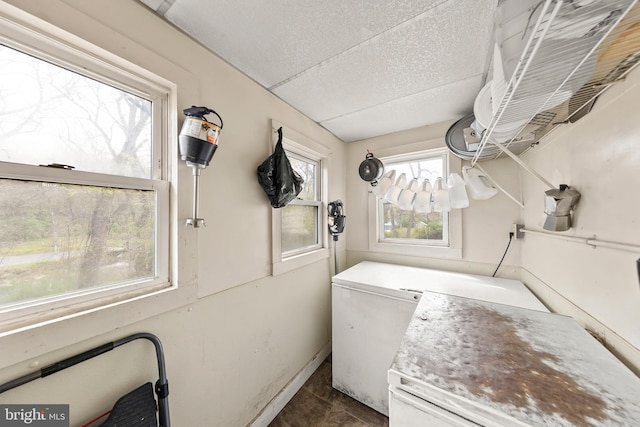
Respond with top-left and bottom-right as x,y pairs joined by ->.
389,386 -> 479,427
332,283 -> 419,415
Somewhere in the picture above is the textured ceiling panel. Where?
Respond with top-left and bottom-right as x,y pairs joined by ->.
161,0 -> 447,87
138,0 -> 499,142
272,0 -> 494,122
321,75 -> 482,142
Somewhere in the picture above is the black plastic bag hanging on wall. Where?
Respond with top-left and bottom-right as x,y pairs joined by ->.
257,127 -> 304,208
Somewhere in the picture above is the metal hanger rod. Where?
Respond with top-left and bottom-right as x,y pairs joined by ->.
185,166 -> 205,227
521,228 -> 640,254
474,164 -> 524,208
487,142 -> 554,189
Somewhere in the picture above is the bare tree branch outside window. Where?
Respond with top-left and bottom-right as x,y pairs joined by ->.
0,44 -> 156,305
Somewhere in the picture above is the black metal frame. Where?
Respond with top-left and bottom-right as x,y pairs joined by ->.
0,332 -> 170,427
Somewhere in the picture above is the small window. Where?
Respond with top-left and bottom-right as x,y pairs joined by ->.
0,20 -> 172,326
378,151 -> 448,246
270,121 -> 329,275
281,153 -> 321,256
368,146 -> 462,259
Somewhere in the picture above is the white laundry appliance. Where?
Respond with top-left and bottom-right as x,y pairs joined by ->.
331,261 -> 548,416
388,292 -> 640,426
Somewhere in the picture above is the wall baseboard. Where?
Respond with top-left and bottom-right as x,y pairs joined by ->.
249,342 -> 332,427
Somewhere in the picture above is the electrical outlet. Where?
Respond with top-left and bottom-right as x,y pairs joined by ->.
512,223 -> 525,239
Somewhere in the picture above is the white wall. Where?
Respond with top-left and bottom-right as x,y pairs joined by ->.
519,65 -> 640,372
0,0 -> 345,425
0,262 -> 332,425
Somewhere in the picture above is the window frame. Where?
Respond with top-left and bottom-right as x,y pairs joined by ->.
368,145 -> 463,259
377,150 -> 450,247
270,120 -> 330,276
0,8 -> 176,331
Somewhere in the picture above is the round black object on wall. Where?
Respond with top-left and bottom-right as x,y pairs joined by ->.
359,152 -> 384,186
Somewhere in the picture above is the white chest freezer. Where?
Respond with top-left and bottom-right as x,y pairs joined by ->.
332,261 -> 548,416
388,292 -> 640,426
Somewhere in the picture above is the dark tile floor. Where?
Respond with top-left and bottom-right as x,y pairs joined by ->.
268,356 -> 389,427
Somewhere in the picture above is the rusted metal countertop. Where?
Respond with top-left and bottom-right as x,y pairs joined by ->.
389,292 -> 640,426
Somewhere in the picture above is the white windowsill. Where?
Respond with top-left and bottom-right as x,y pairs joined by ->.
272,247 -> 330,276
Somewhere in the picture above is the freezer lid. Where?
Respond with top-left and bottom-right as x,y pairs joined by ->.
332,261 -> 548,312
332,282 -> 421,302
389,292 -> 640,426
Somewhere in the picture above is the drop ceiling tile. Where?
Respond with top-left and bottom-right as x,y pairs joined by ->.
162,0 -> 447,87
139,0 -> 499,141
272,0 -> 496,122
320,75 -> 482,142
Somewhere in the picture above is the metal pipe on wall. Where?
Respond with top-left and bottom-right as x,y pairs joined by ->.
521,228 -> 640,254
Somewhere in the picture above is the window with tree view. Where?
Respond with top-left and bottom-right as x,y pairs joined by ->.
378,151 -> 448,246
0,40 -> 169,316
281,153 -> 320,256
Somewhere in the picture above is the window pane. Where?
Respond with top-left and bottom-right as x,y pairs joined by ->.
387,156 -> 444,182
0,44 -> 152,178
382,203 -> 443,240
0,179 -> 155,307
379,152 -> 447,244
281,205 -> 318,253
288,156 -> 316,201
